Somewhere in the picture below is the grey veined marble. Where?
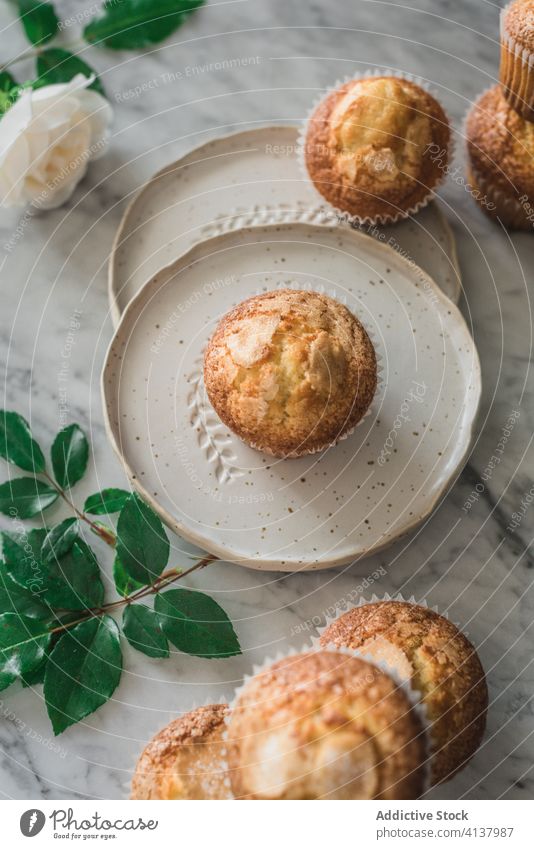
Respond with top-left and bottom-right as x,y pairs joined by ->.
0,0 -> 533,800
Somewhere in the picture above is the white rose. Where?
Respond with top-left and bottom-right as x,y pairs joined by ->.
0,74 -> 112,210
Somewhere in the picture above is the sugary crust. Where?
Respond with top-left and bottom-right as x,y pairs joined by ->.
320,602 -> 488,785
466,85 -> 534,200
502,0 -> 534,49
227,651 -> 426,799
204,289 -> 377,457
304,77 -> 450,221
130,704 -> 231,800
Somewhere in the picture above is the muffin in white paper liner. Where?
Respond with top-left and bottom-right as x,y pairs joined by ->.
312,593 -> 487,786
462,85 -> 534,231
204,279 -> 383,459
223,642 -> 432,799
298,69 -> 455,227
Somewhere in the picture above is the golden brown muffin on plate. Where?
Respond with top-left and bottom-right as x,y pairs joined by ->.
226,650 -> 426,799
466,84 -> 534,230
304,76 -> 451,223
320,601 -> 488,785
131,704 -> 231,799
204,289 -> 377,458
500,0 -> 534,120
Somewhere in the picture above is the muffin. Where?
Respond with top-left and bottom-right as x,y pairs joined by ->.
320,602 -> 488,785
500,0 -> 534,121
226,651 -> 426,799
304,76 -> 451,223
131,704 -> 232,799
466,84 -> 534,230
204,289 -> 377,457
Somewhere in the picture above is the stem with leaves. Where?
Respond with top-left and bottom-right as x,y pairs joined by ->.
0,411 -> 240,736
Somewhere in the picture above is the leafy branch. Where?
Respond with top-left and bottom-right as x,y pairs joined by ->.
1,1 -> 206,109
0,410 -> 240,735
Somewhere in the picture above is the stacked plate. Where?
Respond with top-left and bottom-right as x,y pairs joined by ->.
103,125 -> 480,571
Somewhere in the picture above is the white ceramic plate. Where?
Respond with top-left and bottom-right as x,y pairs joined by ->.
102,222 -> 480,571
109,126 -> 461,324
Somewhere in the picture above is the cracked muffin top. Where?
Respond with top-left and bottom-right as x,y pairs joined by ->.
226,650 -> 426,800
304,76 -> 450,222
204,289 -> 377,457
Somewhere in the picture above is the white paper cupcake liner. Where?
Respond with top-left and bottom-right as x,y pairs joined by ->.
500,4 -> 534,120
223,641 -> 432,798
298,69 -> 455,227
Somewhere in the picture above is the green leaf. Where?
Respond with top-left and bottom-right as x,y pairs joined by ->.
0,560 -> 50,619
116,493 -> 169,585
2,529 -> 48,594
21,653 -> 48,686
42,539 -> 104,611
0,613 -> 50,691
36,48 -> 105,96
44,615 -> 122,734
155,589 -> 241,659
122,604 -> 169,658
18,1 -> 59,46
84,488 -> 130,515
51,424 -> 89,490
0,410 -> 46,473
0,71 -> 17,93
113,554 -> 144,598
0,477 -> 58,519
41,518 -> 79,565
22,617 -> 77,687
3,530 -> 103,611
83,0 -> 205,50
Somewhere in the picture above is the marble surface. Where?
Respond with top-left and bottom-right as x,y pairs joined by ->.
1,0 -> 533,800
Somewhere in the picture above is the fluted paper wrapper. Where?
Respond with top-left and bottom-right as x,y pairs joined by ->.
298,69 -> 455,227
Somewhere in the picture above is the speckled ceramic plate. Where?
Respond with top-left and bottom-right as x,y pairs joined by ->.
109,126 -> 461,324
102,222 -> 480,571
